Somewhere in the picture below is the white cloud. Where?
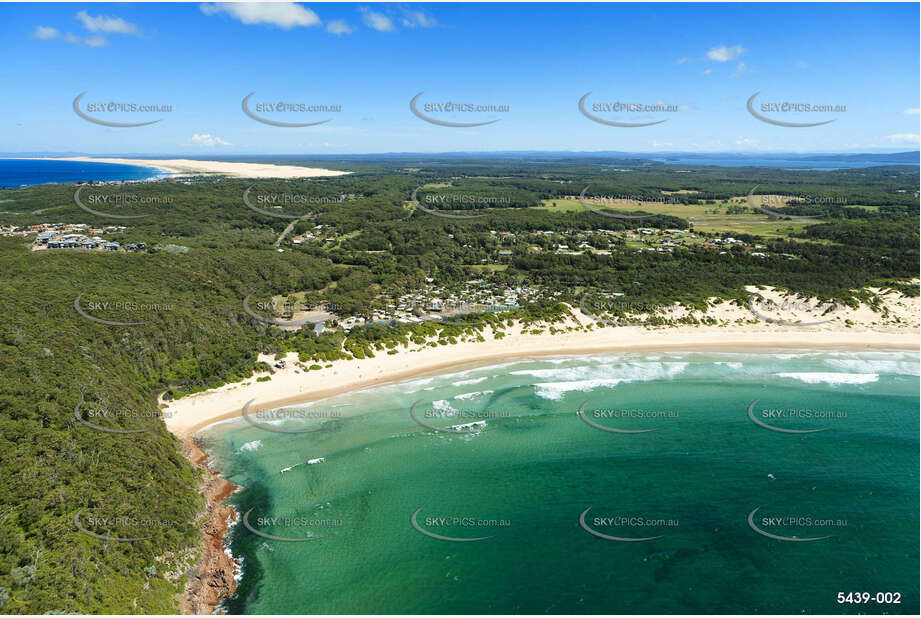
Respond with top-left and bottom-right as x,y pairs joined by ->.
200,3 -> 320,29
192,133 -> 232,147
326,19 -> 354,36
676,57 -> 688,65
400,9 -> 436,28
886,133 -> 920,144
903,108 -> 920,115
32,26 -> 60,40
707,44 -> 744,62
702,68 -> 712,75
649,140 -> 673,148
360,7 -> 395,32
730,62 -> 748,78
735,137 -> 760,146
63,32 -> 107,47
76,10 -> 141,36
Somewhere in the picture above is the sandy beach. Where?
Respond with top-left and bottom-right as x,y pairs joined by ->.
162,287 -> 919,438
11,156 -> 350,179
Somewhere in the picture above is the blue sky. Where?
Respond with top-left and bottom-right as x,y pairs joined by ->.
2,2 -> 919,155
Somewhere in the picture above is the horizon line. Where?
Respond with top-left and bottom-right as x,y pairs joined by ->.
2,149 -> 918,158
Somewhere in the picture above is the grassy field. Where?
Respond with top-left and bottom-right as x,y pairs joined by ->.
536,197 -> 822,238
687,217 -> 817,237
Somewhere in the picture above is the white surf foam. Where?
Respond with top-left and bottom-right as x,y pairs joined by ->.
239,440 -> 262,452
452,377 -> 488,387
515,361 -> 689,400
454,390 -> 494,400
533,378 -> 627,400
776,372 -> 878,385
824,358 -> 919,376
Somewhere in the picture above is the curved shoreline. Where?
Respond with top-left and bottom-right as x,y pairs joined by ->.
170,328 -> 917,613
163,326 -> 919,439
161,286 -> 918,615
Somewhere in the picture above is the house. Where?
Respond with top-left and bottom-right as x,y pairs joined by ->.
105,242 -> 120,251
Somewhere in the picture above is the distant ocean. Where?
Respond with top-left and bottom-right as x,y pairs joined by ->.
0,158 -> 164,188
649,156 -> 912,170
202,349 -> 920,614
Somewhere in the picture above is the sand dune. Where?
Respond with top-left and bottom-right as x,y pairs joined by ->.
20,156 -> 350,179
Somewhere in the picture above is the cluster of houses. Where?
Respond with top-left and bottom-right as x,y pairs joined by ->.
14,223 -> 146,253
1,222 -> 149,253
334,282 -> 532,331
292,225 -> 338,246
38,234 -> 146,252
522,227 -> 793,259
2,222 -> 125,239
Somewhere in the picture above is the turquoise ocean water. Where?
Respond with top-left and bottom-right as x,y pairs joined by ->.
200,349 -> 920,614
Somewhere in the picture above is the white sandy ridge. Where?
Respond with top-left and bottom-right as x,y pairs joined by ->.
9,156 -> 350,179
